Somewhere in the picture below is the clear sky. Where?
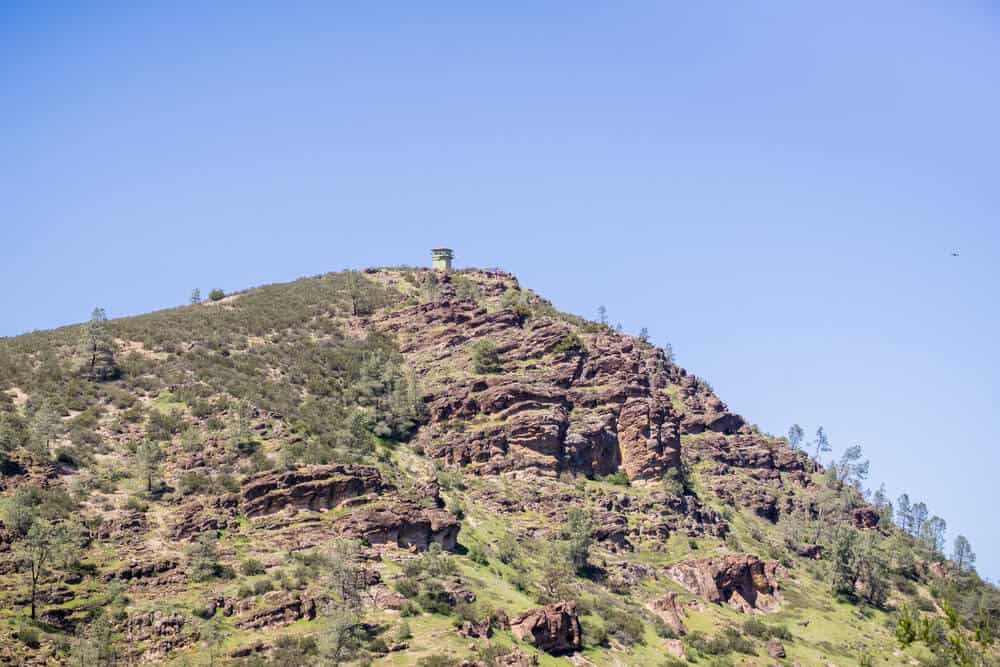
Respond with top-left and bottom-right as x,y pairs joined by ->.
2,2 -> 998,579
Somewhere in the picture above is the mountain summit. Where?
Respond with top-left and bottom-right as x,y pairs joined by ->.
0,267 -> 995,666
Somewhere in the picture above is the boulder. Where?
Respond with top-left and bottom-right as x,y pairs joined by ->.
766,638 -> 786,658
663,554 -> 783,613
459,618 -> 492,639
510,600 -> 582,655
647,592 -> 686,635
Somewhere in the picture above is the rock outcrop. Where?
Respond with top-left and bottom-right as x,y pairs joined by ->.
376,296 -> 697,484
510,601 -> 583,655
337,500 -> 460,551
663,554 -> 783,613
103,559 -> 177,582
234,593 -> 318,630
241,464 -> 385,518
852,506 -> 880,529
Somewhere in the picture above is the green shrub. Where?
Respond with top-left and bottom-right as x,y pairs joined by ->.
395,577 -> 419,599
687,627 -> 754,655
208,288 -> 225,301
177,471 -> 212,496
416,580 -> 454,615
123,495 -> 149,513
741,617 -> 792,640
581,617 -> 608,647
552,332 -> 586,354
597,471 -> 630,486
467,544 -> 489,566
496,533 -> 519,564
470,339 -> 501,374
603,608 -> 645,646
240,559 -> 265,576
368,637 -> 388,654
18,626 -> 40,649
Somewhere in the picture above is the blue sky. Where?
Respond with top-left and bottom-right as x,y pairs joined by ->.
2,2 -> 998,579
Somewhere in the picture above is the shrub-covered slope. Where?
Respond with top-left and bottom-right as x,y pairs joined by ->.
0,267 -> 996,666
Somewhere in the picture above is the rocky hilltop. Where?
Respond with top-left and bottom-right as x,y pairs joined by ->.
0,267 -> 995,666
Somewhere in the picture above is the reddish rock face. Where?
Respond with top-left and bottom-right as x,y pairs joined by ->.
510,601 -> 583,655
240,464 -> 386,518
380,296 -> 706,484
616,397 -> 679,483
663,554 -> 784,613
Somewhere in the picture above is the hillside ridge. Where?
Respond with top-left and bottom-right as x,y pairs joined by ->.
0,266 -> 995,666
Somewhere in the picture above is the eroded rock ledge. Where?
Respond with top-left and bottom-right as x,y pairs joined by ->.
663,553 -> 784,613
241,464 -> 386,518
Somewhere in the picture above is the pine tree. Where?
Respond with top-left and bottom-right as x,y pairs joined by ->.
30,402 -> 62,457
919,515 -> 946,553
833,445 -> 869,490
78,307 -> 118,380
787,424 -> 805,450
896,494 -> 913,535
136,440 -> 164,492
911,502 -> 929,538
812,426 -> 831,462
952,535 -> 976,574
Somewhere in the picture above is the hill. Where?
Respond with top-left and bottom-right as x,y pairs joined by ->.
0,267 -> 996,666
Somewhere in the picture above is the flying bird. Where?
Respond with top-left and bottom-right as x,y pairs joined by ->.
951,251 -> 960,257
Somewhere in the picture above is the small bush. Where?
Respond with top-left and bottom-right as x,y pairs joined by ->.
208,289 -> 225,301
741,617 -> 791,641
496,533 -> 519,564
395,577 -> 420,599
18,627 -> 40,649
470,339 -> 501,374
123,495 -> 149,513
192,602 -> 217,619
552,332 -> 586,354
687,627 -> 755,656
597,471 -> 630,486
240,559 -> 265,576
177,471 -> 212,496
581,617 -> 608,647
467,544 -> 489,566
